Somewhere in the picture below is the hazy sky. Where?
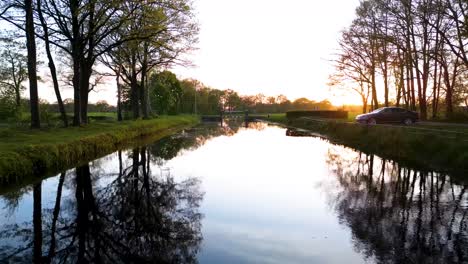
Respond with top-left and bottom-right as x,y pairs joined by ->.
172,0 -> 362,105
26,0 -> 362,105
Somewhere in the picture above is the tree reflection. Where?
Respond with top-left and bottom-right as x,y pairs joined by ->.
326,147 -> 468,264
148,123 -> 248,163
0,147 -> 203,263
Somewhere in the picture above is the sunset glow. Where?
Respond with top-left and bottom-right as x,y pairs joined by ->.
166,0 -> 361,105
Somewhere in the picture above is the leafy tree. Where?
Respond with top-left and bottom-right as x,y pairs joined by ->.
95,100 -> 110,112
0,95 -> 16,120
1,0 -> 41,127
102,0 -> 198,120
149,70 -> 182,115
0,37 -> 27,108
331,0 -> 468,120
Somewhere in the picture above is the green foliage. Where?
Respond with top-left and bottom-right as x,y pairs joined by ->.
149,71 -> 182,115
0,96 -> 17,120
149,72 -> 338,116
95,100 -> 111,112
264,113 -> 287,123
0,37 -> 28,105
446,111 -> 468,123
290,98 -> 333,111
39,99 -> 52,126
0,116 -> 199,185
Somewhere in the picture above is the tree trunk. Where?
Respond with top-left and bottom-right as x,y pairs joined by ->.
47,172 -> 65,260
371,66 -> 378,110
130,52 -> 140,119
33,181 -> 42,264
116,68 -> 123,121
140,69 -> 148,119
37,0 -> 68,127
434,64 -> 442,118
15,85 -> 21,107
71,0 -> 81,126
131,76 -> 139,119
432,55 -> 439,119
79,1 -> 96,125
409,65 -> 416,110
396,51 -> 405,107
361,94 -> 367,114
404,8 -> 416,111
441,59 -> 458,119
25,0 -> 40,128
79,65 -> 91,124
382,56 -> 389,107
412,43 -> 424,117
75,165 -> 95,263
72,68 -> 81,126
141,43 -> 149,119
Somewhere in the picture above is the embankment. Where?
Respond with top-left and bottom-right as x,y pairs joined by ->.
0,115 -> 199,184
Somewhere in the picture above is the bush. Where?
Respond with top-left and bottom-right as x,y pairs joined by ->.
0,97 -> 18,121
447,111 -> 468,123
40,103 -> 52,126
286,110 -> 348,119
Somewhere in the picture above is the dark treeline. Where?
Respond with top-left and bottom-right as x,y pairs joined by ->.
326,147 -> 467,263
0,0 -> 198,127
0,98 -> 116,124
141,70 -> 335,115
330,0 -> 468,120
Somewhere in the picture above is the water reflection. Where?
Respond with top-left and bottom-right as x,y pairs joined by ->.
286,128 -> 314,137
148,122 -> 267,166
149,124 -> 237,163
1,123 -> 465,263
326,147 -> 468,264
0,147 -> 203,263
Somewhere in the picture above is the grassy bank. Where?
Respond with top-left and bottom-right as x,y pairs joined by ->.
263,115 -> 468,174
0,115 -> 199,184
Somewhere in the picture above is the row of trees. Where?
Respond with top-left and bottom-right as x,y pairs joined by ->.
144,70 -> 334,115
330,0 -> 468,119
0,0 -> 197,127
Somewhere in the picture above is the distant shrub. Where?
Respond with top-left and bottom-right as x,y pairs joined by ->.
286,110 -> 348,119
447,111 -> 468,123
432,111 -> 468,123
89,115 -> 114,122
0,97 -> 17,121
39,100 -> 52,126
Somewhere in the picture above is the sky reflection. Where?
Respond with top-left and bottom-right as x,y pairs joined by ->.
1,123 -> 465,263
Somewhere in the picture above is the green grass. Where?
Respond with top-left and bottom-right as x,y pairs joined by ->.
261,113 -> 468,175
346,110 -> 362,122
264,113 -> 287,123
281,117 -> 468,176
0,115 -> 199,184
87,112 -> 117,117
263,111 -> 468,134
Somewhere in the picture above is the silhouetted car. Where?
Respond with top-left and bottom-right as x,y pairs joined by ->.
355,107 -> 419,125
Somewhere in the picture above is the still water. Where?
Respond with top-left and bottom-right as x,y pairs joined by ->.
0,122 -> 466,263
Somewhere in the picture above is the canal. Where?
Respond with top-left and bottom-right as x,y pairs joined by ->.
0,122 -> 466,263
